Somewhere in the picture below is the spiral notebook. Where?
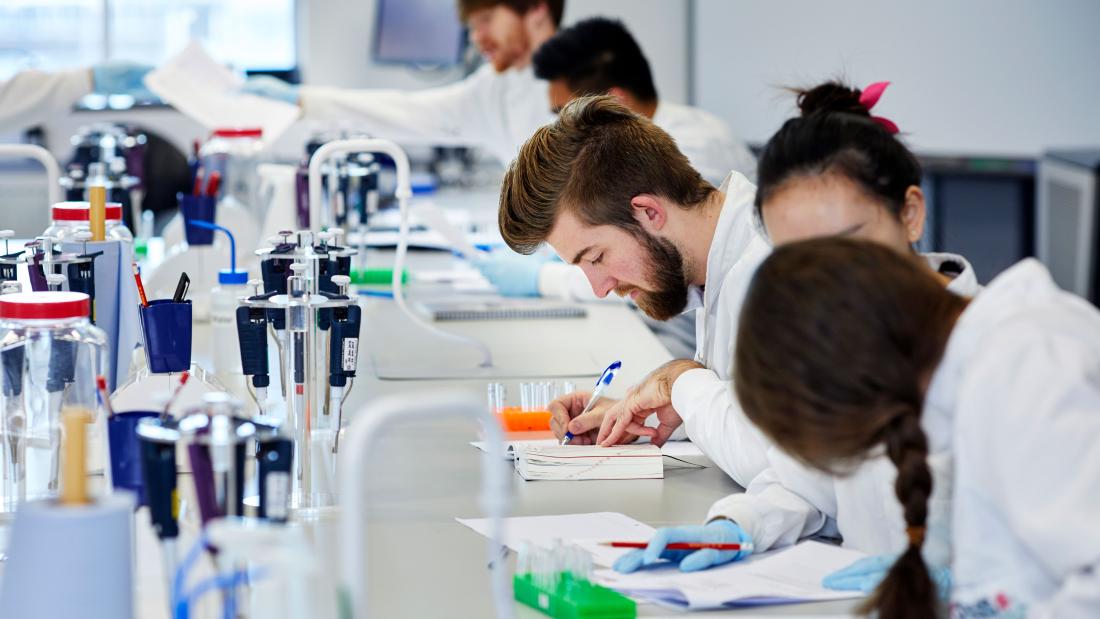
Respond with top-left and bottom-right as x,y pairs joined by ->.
419,300 -> 587,322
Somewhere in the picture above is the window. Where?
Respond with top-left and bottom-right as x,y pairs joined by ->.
0,0 -> 296,80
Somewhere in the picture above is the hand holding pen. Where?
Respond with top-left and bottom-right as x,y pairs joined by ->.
561,360 -> 621,445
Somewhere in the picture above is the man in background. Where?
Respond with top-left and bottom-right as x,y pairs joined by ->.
534,17 -> 755,185
244,0 -> 564,164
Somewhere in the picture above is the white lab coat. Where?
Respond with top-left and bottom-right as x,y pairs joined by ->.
0,69 -> 91,133
714,259 -> 1100,617
668,171 -> 774,485
652,101 -> 757,185
298,63 -> 554,165
705,253 -> 980,560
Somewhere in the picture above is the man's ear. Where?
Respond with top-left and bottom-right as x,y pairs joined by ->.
524,1 -> 551,27
607,87 -> 629,104
900,185 -> 927,243
631,194 -> 667,233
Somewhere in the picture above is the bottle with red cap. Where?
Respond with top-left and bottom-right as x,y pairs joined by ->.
0,291 -> 108,516
43,201 -> 134,242
199,127 -> 268,215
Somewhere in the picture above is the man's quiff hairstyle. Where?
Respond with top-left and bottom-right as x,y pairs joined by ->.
499,95 -> 714,254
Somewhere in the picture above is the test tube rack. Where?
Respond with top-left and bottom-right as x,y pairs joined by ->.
514,542 -> 636,619
487,381 -> 575,432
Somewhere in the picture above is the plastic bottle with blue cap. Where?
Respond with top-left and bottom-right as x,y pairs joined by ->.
189,220 -> 250,399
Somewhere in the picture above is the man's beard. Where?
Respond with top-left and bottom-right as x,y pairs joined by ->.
617,233 -> 690,321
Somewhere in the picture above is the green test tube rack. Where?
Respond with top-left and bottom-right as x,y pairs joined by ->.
513,572 -> 636,619
349,268 -> 408,286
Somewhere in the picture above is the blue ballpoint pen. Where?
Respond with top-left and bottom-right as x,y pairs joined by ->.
561,360 -> 622,445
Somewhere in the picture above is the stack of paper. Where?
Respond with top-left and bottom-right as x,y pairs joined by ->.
594,541 -> 868,610
513,444 -> 663,481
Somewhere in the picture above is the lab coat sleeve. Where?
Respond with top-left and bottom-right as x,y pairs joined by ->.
962,326 -> 1100,617
0,69 -> 91,133
298,65 -> 503,149
670,368 -> 771,486
705,450 -> 832,551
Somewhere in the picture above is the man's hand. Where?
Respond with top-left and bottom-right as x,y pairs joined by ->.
596,359 -> 705,447
548,390 -> 619,445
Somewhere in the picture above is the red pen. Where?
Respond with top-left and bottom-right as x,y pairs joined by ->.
132,262 -> 149,307
600,542 -> 751,551
192,168 -> 204,196
160,371 -> 191,421
205,170 -> 221,197
96,376 -> 114,418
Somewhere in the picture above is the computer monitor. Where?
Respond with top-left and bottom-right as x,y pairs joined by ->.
373,0 -> 467,66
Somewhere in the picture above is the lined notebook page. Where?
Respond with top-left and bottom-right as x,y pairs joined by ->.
513,444 -> 663,480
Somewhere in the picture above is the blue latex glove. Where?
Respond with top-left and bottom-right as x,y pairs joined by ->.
613,519 -> 753,573
91,61 -> 155,98
823,554 -> 953,600
473,251 -> 553,297
239,75 -> 300,105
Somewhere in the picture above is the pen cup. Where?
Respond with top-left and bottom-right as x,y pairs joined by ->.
107,410 -> 159,505
139,300 -> 192,373
179,193 -> 217,246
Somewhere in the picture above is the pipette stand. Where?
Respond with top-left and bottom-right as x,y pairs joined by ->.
239,231 -> 360,511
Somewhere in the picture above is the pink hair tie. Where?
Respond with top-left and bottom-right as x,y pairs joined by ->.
858,81 -> 899,134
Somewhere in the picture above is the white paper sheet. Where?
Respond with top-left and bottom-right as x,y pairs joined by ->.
594,540 -> 868,610
144,41 -> 300,143
456,512 -> 656,568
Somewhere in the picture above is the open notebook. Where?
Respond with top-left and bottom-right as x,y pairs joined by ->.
513,444 -> 663,481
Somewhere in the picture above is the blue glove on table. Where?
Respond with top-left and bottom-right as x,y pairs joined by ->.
91,61 -> 154,99
613,519 -> 753,573
240,75 -> 300,105
474,251 -> 554,297
823,554 -> 952,600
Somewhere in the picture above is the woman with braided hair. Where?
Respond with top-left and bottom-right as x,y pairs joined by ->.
612,79 -> 976,586
732,237 -> 1100,618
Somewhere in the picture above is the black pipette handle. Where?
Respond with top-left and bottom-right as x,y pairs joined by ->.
257,436 -> 293,522
139,438 -> 179,540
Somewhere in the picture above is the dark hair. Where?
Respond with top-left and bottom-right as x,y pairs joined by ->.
499,95 -> 713,254
533,17 -> 658,103
734,237 -> 967,619
754,82 -> 921,229
457,0 -> 565,27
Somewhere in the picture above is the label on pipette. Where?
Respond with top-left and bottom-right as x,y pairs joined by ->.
266,472 -> 290,520
342,338 -> 359,372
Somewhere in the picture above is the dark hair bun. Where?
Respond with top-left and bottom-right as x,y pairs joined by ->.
796,82 -> 869,118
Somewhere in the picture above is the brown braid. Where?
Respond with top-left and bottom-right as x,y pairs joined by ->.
860,412 -> 940,618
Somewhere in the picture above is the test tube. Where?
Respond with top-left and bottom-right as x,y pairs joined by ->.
516,542 -> 531,576
520,382 -> 530,413
486,382 -> 503,414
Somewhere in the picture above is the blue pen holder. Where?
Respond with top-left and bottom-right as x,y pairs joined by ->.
179,193 -> 217,246
107,410 -> 159,505
139,300 -> 192,373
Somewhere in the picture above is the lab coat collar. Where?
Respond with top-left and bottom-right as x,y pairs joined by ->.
924,252 -> 981,297
683,171 -> 760,314
923,259 -> 1055,448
